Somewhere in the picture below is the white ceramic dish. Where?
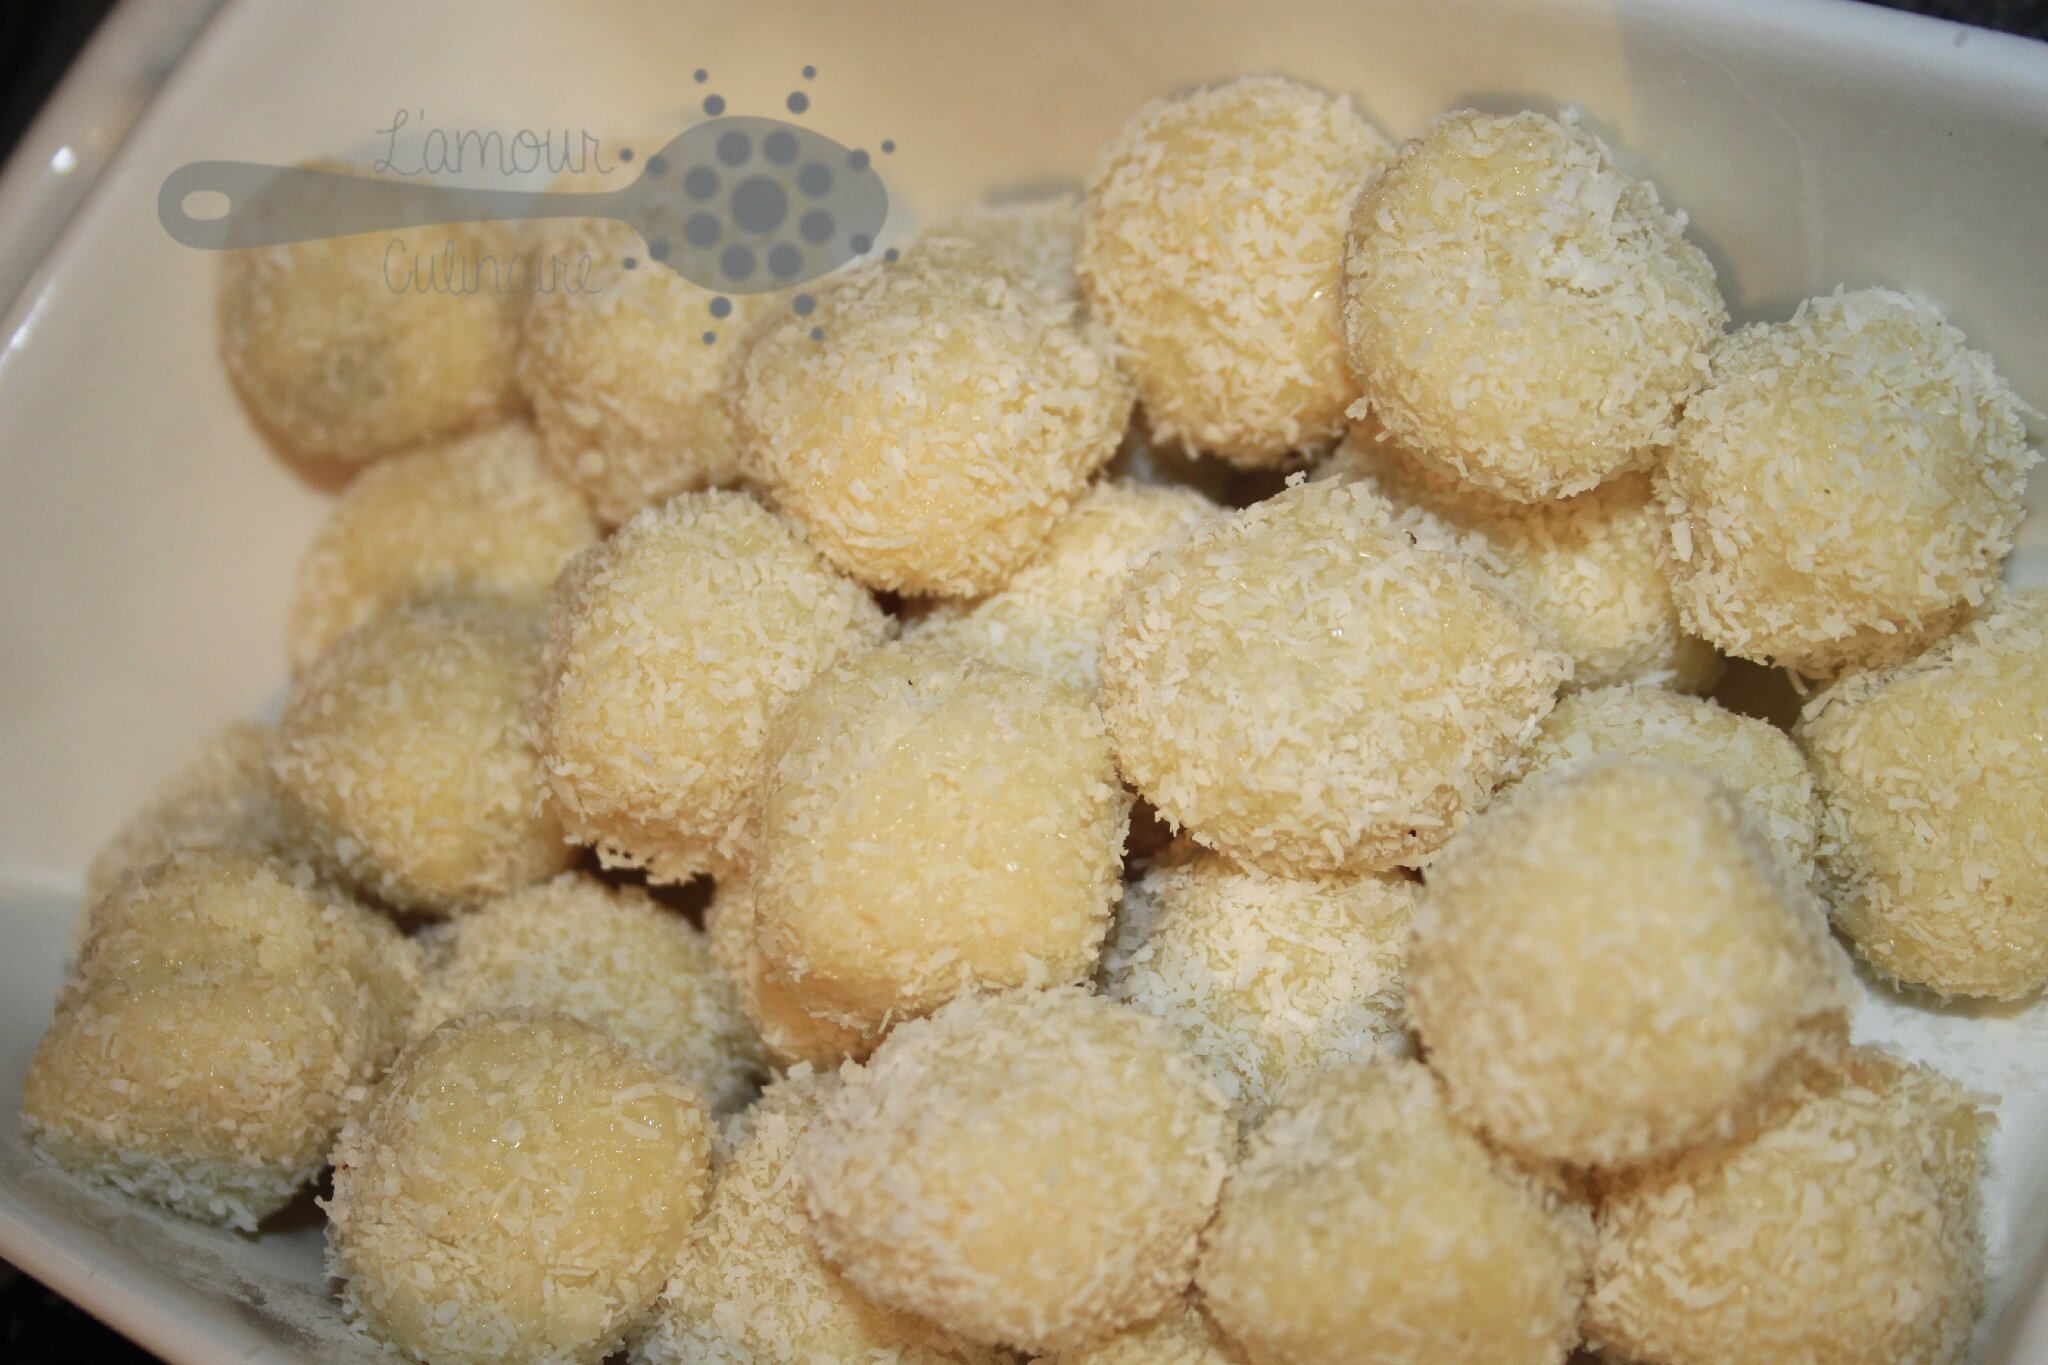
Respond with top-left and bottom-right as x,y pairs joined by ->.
0,1 -> 2044,1360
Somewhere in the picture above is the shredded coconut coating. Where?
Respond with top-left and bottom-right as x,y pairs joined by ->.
1505,684 -> 1820,879
326,1013 -> 713,1365
81,720 -> 309,908
753,641 -> 1130,1035
22,850 -> 419,1230
1656,288 -> 2037,674
1103,844 -> 1414,1120
273,596 -> 571,915
1586,1046 -> 1993,1365
1796,588 -> 2048,998
1079,76 -> 1391,466
639,1065 -> 1002,1365
1043,1300 -> 1245,1365
1197,1058 -> 1594,1365
287,419 -> 597,672
798,988 -> 1233,1353
517,219 -> 775,525
1408,759 -> 1853,1168
1342,111 -> 1724,502
705,872 -> 879,1067
411,872 -> 766,1111
536,491 -> 889,883
736,242 -> 1132,596
933,192 -> 1083,298
218,173 -> 523,467
1320,423 -> 1721,692
908,481 -> 1219,692
1100,478 -> 1570,875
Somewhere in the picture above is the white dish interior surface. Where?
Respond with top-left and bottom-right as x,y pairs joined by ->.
2,0 -> 2046,1360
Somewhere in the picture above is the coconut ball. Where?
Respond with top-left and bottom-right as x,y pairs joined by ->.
82,721 -> 308,908
537,491 -> 888,883
908,481 -> 1218,692
1104,845 -> 1414,1119
703,872 -> 878,1067
1343,110 -> 1724,502
412,872 -> 765,1110
1043,1301 -> 1244,1365
932,192 -> 1082,298
23,850 -> 419,1229
1586,1047 -> 1992,1365
218,177 -> 523,467
1198,1058 -> 1594,1365
641,1065 -> 1001,1365
1079,75 -> 1392,465
517,219 -> 779,525
286,419 -> 597,671
1322,424 -> 1721,692
1507,684 -> 1820,878
1796,588 -> 2048,998
735,241 -> 1132,597
798,988 -> 1232,1353
753,641 -> 1129,1036
1100,477 -> 1570,875
1657,289 -> 2036,674
1407,759 -> 1852,1168
327,1014 -> 713,1365
272,596 -> 572,915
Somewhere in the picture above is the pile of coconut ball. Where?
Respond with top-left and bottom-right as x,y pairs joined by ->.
22,75 -> 2047,1365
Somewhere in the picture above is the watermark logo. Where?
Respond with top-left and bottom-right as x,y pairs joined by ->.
159,67 -> 891,334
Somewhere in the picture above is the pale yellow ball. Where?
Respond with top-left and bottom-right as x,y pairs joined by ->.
1100,478 -> 1569,875
753,641 -> 1129,1036
798,988 -> 1232,1353
1657,289 -> 2036,674
1044,1301 -> 1244,1365
1797,588 -> 2048,998
1407,759 -> 1852,1168
536,491 -> 889,883
1080,75 -> 1393,465
1343,111 -> 1724,501
703,872 -> 878,1067
326,1014 -> 714,1365
23,850 -> 418,1229
1197,1058 -> 1594,1365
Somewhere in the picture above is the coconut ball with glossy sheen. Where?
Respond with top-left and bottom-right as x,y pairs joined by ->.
798,988 -> 1232,1353
640,1065 -> 1002,1365
704,873 -> 878,1067
537,491 -> 889,883
1408,759 -> 1852,1168
219,184 -> 523,467
273,597 -> 571,915
1198,1059 -> 1593,1365
1343,111 -> 1724,502
1507,684 -> 1820,877
1080,76 -> 1392,465
1101,478 -> 1570,875
23,850 -> 418,1229
411,872 -> 765,1110
909,481 -> 1218,692
326,1014 -> 713,1365
753,641 -> 1129,1036
518,219 -> 778,525
1105,846 -> 1413,1118
1322,424 -> 1720,692
1587,1047 -> 1992,1365
1797,588 -> 2048,998
1657,289 -> 2036,674
736,243 -> 1132,596
287,419 -> 597,671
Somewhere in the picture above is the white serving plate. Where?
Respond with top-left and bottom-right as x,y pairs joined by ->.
0,1 -> 2044,1360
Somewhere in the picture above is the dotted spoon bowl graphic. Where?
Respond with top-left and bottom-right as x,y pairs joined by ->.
159,116 -> 889,294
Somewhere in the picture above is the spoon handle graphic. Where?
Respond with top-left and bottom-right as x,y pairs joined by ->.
158,160 -> 623,248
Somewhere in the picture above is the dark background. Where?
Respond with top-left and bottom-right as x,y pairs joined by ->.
1,0 -> 2043,1361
